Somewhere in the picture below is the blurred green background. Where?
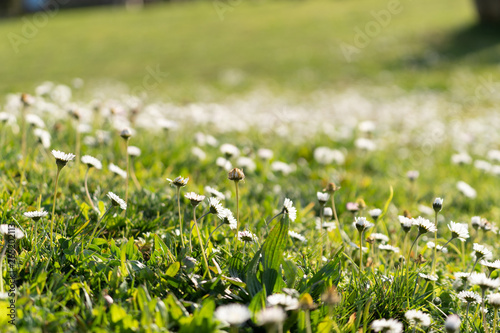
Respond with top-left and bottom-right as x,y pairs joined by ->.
0,0 -> 499,100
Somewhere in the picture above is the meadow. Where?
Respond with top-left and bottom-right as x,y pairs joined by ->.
1,0 -> 500,332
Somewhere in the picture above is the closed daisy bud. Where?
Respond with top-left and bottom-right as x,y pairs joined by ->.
120,128 -> 132,140
317,192 -> 329,205
324,182 -> 340,193
228,168 -> 245,181
323,207 -> 333,218
433,197 -> 443,213
167,176 -> 189,187
321,286 -> 341,305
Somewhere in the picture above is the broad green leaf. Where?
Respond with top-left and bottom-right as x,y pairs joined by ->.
261,214 -> 289,295
245,248 -> 263,296
166,262 -> 180,277
228,252 -> 246,280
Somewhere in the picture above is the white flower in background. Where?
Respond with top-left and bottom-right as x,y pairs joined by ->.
378,244 -> 399,253
271,161 -> 296,175
109,163 -> 127,179
355,138 -> 376,151
81,155 -> 102,170
236,156 -> 256,172
158,119 -> 178,131
266,293 -> 299,310
238,230 -> 257,243
480,260 -> 500,271
214,304 -> 250,326
216,157 -> 232,171
448,221 -> 469,241
451,152 -> 472,165
418,273 -> 438,282
191,146 -> 206,160
473,243 -> 493,261
487,149 -> 500,162
282,198 -> 297,222
256,307 -> 286,326
398,216 -> 413,233
370,318 -> 403,333
417,204 -> 434,216
370,233 -> 389,243
456,181 -> 477,199
184,192 -> 205,207
412,217 -> 437,234
471,216 -> 482,229
257,148 -> 274,160
457,290 -> 481,304
444,314 -> 461,333
33,128 -> 51,148
474,159 -> 492,172
317,192 -> 329,205
127,146 -> 141,157
358,120 -> 376,133
323,207 -> 333,218
288,230 -> 307,243
426,242 -> 448,254
406,170 -> 419,181
354,217 -> 373,232
369,208 -> 382,220
405,309 -> 431,327
313,147 -> 345,165
220,143 -> 240,158
204,186 -> 226,200
107,192 -> 127,210
26,113 -> 45,128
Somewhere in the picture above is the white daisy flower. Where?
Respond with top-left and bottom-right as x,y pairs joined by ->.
33,128 -> 51,148
237,230 -> 257,243
451,152 -> 472,165
407,170 -> 419,181
471,216 -> 482,229
256,307 -> 287,325
266,293 -> 299,311
107,192 -> 127,210
81,155 -> 102,170
216,157 -> 232,171
219,209 -> 237,230
480,259 -> 500,271
184,192 -> 205,207
353,217 -> 373,232
127,146 -> 141,157
257,148 -> 274,160
282,198 -> 297,222
26,113 -> 45,128
23,210 -> 48,221
457,290 -> 481,304
469,272 -> 500,290
220,143 -> 240,158
488,293 -> 500,308
288,230 -> 307,243
398,216 -> 413,233
418,273 -> 438,282
456,181 -> 477,199
473,243 -> 493,261
109,163 -> 127,179
433,197 -> 443,212
52,150 -> 75,168
370,233 -> 389,243
378,244 -> 399,253
204,186 -> 225,200
426,242 -> 448,254
369,208 -> 382,220
167,176 -> 189,187
208,197 -> 225,219
214,304 -> 250,326
236,157 -> 256,172
270,161 -> 295,175
370,318 -> 403,333
405,309 -> 431,327
412,217 -> 437,234
317,192 -> 329,205
448,221 -> 469,241
444,314 -> 461,333
323,207 -> 333,218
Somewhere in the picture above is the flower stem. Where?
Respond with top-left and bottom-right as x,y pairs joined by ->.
234,181 -> 240,232
482,289 -> 489,333
84,167 -> 96,211
359,230 -> 363,273
431,211 -> 438,274
305,310 -> 312,333
50,167 -> 61,251
88,205 -> 113,246
130,157 -> 142,191
125,140 -> 130,203
493,308 -> 498,333
331,195 -> 343,245
176,187 -> 185,247
194,209 -> 212,279
205,223 -> 224,250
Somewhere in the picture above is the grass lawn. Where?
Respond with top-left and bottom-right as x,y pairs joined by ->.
1,0 -> 495,100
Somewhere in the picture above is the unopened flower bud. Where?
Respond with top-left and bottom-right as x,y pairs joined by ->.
228,168 -> 245,181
